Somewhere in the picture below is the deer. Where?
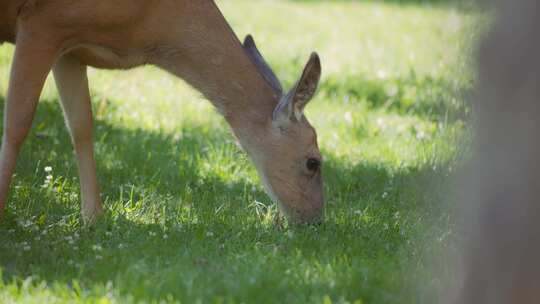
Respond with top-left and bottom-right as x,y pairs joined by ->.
0,0 -> 324,224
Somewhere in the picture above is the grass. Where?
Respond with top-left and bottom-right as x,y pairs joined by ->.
0,1 -> 479,303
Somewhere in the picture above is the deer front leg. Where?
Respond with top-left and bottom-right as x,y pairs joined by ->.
53,55 -> 103,223
0,32 -> 62,218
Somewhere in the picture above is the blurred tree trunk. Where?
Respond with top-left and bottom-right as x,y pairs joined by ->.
453,0 -> 540,303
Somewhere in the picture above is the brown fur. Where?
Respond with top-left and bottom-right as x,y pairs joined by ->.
0,0 -> 324,223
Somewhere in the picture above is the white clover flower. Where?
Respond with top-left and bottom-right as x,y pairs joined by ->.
377,117 -> 386,128
92,244 -> 102,251
21,242 -> 30,251
64,236 -> 75,245
344,111 -> 353,124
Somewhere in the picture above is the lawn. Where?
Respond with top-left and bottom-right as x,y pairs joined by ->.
0,1 -> 478,303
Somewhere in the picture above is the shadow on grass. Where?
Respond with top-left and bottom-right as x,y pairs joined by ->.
322,73 -> 472,123
0,96 -> 453,302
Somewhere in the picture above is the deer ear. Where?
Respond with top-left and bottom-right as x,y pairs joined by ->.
243,35 -> 283,95
273,52 -> 321,124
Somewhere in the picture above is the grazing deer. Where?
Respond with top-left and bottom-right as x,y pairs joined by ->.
0,0 -> 324,223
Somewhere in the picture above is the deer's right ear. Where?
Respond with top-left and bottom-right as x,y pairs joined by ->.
243,35 -> 283,95
272,53 -> 321,125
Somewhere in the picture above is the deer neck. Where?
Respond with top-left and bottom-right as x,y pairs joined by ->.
158,2 -> 279,150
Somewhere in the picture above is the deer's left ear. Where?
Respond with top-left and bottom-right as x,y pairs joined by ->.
273,53 -> 321,124
244,35 -> 283,95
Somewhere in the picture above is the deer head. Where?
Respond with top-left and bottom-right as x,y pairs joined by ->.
241,35 -> 324,224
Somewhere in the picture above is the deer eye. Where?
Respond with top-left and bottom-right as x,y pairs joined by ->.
306,158 -> 321,172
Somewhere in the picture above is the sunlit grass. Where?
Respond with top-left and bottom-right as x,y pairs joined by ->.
0,1 -> 478,303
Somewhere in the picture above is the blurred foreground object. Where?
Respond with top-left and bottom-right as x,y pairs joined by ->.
453,0 -> 540,303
